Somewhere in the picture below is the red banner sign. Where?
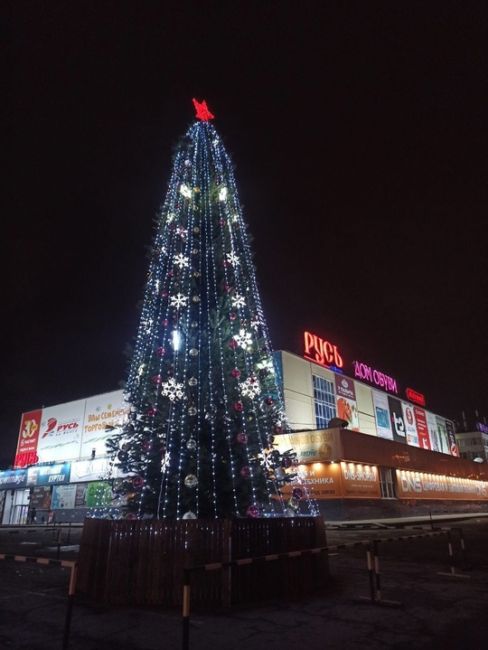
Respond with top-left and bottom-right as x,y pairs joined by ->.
406,388 -> 426,407
14,410 -> 42,467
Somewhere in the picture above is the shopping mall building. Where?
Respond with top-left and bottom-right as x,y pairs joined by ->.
1,329 -> 487,524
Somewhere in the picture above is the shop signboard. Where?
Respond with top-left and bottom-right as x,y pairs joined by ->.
70,458 -> 113,483
413,407 -> 431,450
289,464 -> 342,499
37,399 -> 86,463
335,375 -> 359,431
372,391 -> 393,440
14,409 -> 42,467
275,430 -> 342,464
396,470 -> 488,500
0,469 -> 28,490
29,486 -> 52,510
26,463 -> 71,487
387,396 -> 407,444
353,361 -> 398,394
75,484 -> 88,507
80,391 -> 130,459
402,402 -> 419,447
341,462 -> 381,498
426,411 -> 440,452
52,484 -> 77,510
445,420 -> 459,457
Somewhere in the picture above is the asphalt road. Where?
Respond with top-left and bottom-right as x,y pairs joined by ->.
1,518 -> 488,649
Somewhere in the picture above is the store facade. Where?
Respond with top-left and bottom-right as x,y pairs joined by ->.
2,329 -> 487,523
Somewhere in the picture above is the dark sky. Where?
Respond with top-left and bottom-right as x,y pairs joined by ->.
3,1 -> 487,467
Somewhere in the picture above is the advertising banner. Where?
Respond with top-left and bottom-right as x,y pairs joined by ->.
29,486 -> 52,510
396,470 -> 488,500
373,391 -> 393,440
335,376 -> 359,431
341,462 -> 381,498
445,420 -> 459,457
414,407 -> 431,450
75,484 -> 88,507
70,458 -> 113,483
426,411 -> 440,452
26,463 -> 71,487
435,417 -> 450,455
402,402 -> 419,447
284,464 -> 342,499
81,390 -> 130,459
388,396 -> 407,444
274,430 -> 342,464
52,484 -> 77,510
37,399 -> 86,463
0,469 -> 28,490
15,409 -> 42,467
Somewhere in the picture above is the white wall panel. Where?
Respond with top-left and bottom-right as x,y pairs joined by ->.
358,412 -> 378,437
281,351 -> 314,397
355,381 -> 374,417
284,389 -> 315,430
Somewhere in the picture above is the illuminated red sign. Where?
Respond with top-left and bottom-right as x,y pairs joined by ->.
303,331 -> 344,368
405,388 -> 426,407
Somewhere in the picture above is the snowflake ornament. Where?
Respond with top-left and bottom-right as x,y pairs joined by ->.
256,357 -> 275,374
166,213 -> 175,224
169,293 -> 189,310
180,184 -> 192,198
161,378 -> 185,402
231,293 -> 246,308
250,317 -> 260,331
233,329 -> 253,351
226,252 -> 240,267
218,186 -> 228,201
175,226 -> 188,239
173,253 -> 189,269
239,375 -> 261,398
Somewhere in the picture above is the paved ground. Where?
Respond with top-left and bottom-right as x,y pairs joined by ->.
1,517 -> 488,649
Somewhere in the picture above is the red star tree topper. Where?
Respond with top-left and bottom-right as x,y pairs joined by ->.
192,98 -> 215,121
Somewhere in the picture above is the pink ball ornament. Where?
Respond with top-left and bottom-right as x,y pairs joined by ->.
156,346 -> 166,357
240,466 -> 250,478
151,374 -> 163,385
228,339 -> 238,350
231,368 -> 241,378
233,401 -> 244,412
132,476 -> 144,489
236,432 -> 248,444
146,407 -> 157,416
264,397 -> 274,406
162,319 -> 169,327
229,312 -> 237,321
246,505 -> 259,518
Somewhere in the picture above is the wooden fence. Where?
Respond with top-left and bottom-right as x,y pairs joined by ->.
77,516 -> 328,607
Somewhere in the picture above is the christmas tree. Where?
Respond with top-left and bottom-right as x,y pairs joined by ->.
108,100 -> 317,519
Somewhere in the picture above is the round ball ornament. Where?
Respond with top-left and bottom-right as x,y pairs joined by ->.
151,374 -> 163,385
193,226 -> 200,234
228,339 -> 238,350
240,466 -> 251,478
229,312 -> 237,321
132,476 -> 144,489
265,397 -> 274,406
236,432 -> 248,444
192,295 -> 200,303
186,438 -> 197,452
156,346 -> 166,357
188,406 -> 197,416
191,321 -> 198,328
182,511 -> 197,519
231,368 -> 241,378
188,377 -> 198,386
292,487 -> 304,500
184,474 -> 198,489
189,348 -> 199,357
146,407 -> 157,416
233,401 -> 244,412
246,505 -> 259,518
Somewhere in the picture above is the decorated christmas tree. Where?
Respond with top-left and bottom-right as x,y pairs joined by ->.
108,100 -> 317,519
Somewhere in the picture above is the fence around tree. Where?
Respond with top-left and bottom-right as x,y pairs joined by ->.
77,516 -> 328,607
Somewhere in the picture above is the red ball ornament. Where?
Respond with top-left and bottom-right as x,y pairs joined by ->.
132,476 -> 144,489
228,339 -> 238,350
265,397 -> 274,406
229,312 -> 237,321
162,319 -> 169,327
151,374 -> 163,385
146,407 -> 157,416
231,368 -> 241,378
236,432 -> 248,444
240,466 -> 250,478
273,424 -> 283,434
246,505 -> 259,518
156,346 -> 166,357
233,401 -> 244,412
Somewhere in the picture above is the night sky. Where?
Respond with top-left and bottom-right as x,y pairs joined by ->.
4,2 -> 487,467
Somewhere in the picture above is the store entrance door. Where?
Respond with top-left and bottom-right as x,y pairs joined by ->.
2,489 -> 30,525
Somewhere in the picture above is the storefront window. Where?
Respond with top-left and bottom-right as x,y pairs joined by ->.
379,468 -> 396,499
312,375 -> 336,429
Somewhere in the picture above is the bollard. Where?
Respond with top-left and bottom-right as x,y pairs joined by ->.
373,540 -> 382,601
437,529 -> 470,579
67,522 -> 71,545
62,563 -> 78,650
457,528 -> 470,569
182,568 -> 191,650
56,528 -> 61,560
366,544 -> 376,602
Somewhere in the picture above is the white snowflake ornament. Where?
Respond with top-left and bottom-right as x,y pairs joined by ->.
231,293 -> 246,308
239,375 -> 261,398
169,293 -> 189,310
173,253 -> 189,269
161,378 -> 185,402
256,357 -> 275,374
180,184 -> 192,198
226,252 -> 240,267
233,329 -> 253,351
